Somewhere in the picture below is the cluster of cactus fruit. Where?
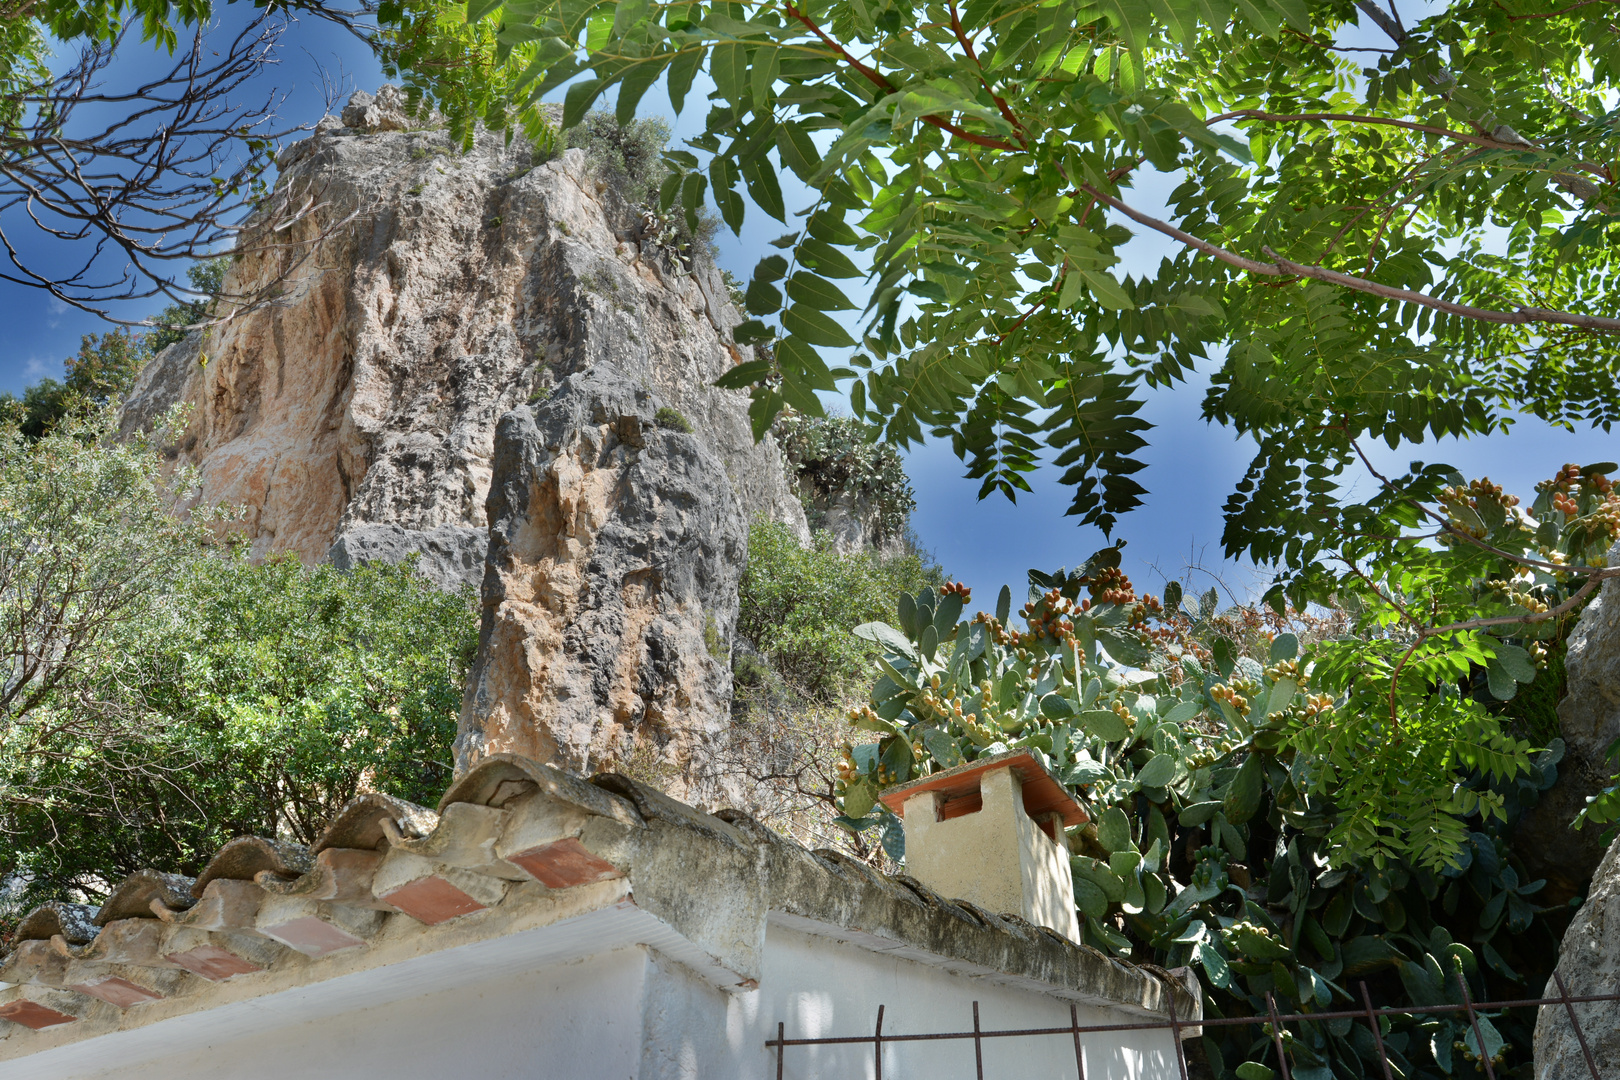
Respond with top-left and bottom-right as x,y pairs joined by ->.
836,541 -> 1570,1080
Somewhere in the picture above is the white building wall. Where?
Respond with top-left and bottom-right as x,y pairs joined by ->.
731,924 -> 1179,1080
75,947 -> 651,1080
30,924 -> 1180,1080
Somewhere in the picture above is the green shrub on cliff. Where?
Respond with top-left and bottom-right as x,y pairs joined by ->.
737,517 -> 941,702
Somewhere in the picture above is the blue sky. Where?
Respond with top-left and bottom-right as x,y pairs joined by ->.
6,12 -> 1616,610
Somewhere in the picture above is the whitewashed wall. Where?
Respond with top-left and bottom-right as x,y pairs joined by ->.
39,923 -> 1181,1080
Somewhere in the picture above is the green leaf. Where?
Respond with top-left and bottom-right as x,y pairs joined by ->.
1491,643 -> 1535,684
710,42 -> 748,102
924,728 -> 963,767
1098,805 -> 1134,852
1236,1063 -> 1275,1080
1041,693 -> 1077,719
1096,626 -> 1152,666
786,274 -> 855,311
1073,874 -> 1109,919
1135,751 -> 1177,788
843,778 -> 877,818
714,360 -> 770,389
1080,270 -> 1135,310
1223,753 -> 1263,824
1179,800 -> 1221,825
1162,700 -> 1201,726
744,279 -> 782,316
1486,659 -> 1518,701
853,621 -> 920,660
782,305 -> 857,348
1097,0 -> 1153,53
667,49 -> 703,112
1269,633 -> 1298,662
1078,708 -> 1129,742
562,78 -> 607,129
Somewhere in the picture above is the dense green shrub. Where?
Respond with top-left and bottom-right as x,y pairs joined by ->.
737,517 -> 941,702
0,553 -> 476,923
774,412 -> 917,545
565,112 -> 672,207
839,545 -> 1576,1080
0,409 -> 476,928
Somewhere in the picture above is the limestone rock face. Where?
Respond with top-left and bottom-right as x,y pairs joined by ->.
457,369 -> 746,797
118,90 -> 811,794
327,523 -> 486,593
119,93 -> 806,577
1535,832 -> 1620,1077
1517,543 -> 1620,899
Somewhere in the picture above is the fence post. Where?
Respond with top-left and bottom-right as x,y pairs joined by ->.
1553,970 -> 1603,1080
1264,992 -> 1293,1080
1358,982 -> 1395,1080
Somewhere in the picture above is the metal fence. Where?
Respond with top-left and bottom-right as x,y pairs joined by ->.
766,972 -> 1620,1080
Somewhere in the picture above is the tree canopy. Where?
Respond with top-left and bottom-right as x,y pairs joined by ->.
370,0 -> 1620,839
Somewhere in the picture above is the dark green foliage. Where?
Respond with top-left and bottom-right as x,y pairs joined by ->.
737,517 -> 942,702
0,378 -> 70,440
565,110 -> 720,262
0,554 -> 476,926
654,406 -> 692,433
775,412 -> 916,545
566,112 -> 673,207
845,565 -> 1570,1080
146,257 -> 228,353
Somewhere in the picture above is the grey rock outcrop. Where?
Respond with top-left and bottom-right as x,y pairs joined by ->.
119,88 -> 806,570
1535,833 -> 1620,1077
328,523 -> 486,592
116,88 -> 813,796
1517,540 -> 1620,900
456,369 -> 747,799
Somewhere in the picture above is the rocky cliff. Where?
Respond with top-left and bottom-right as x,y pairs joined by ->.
121,87 -> 806,585
1517,542 -> 1620,899
121,89 -> 810,797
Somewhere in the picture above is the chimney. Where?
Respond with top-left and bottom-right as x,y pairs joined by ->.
881,750 -> 1086,941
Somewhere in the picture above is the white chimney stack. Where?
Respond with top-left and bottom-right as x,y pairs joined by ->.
881,750 -> 1087,941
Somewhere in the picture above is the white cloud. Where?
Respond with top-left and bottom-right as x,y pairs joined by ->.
23,356 -> 55,379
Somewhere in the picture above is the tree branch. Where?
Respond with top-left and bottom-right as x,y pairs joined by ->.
1079,184 -> 1620,332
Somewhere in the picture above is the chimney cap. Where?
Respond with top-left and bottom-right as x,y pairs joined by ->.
879,749 -> 1089,827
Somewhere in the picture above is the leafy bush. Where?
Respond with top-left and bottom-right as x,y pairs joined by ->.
840,558 -> 1569,1080
738,517 -> 942,703
0,409 -> 477,928
566,110 -> 719,266
654,406 -> 692,433
0,553 -> 476,923
566,112 -> 672,207
774,412 -> 916,545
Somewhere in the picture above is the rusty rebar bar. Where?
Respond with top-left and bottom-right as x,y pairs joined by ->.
1168,986 -> 1190,1080
874,1004 -> 885,1080
1359,982 -> 1395,1080
973,1001 -> 984,1080
1455,970 -> 1498,1080
1071,1003 -> 1086,1080
1553,971 -> 1603,1080
1264,992 -> 1294,1080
